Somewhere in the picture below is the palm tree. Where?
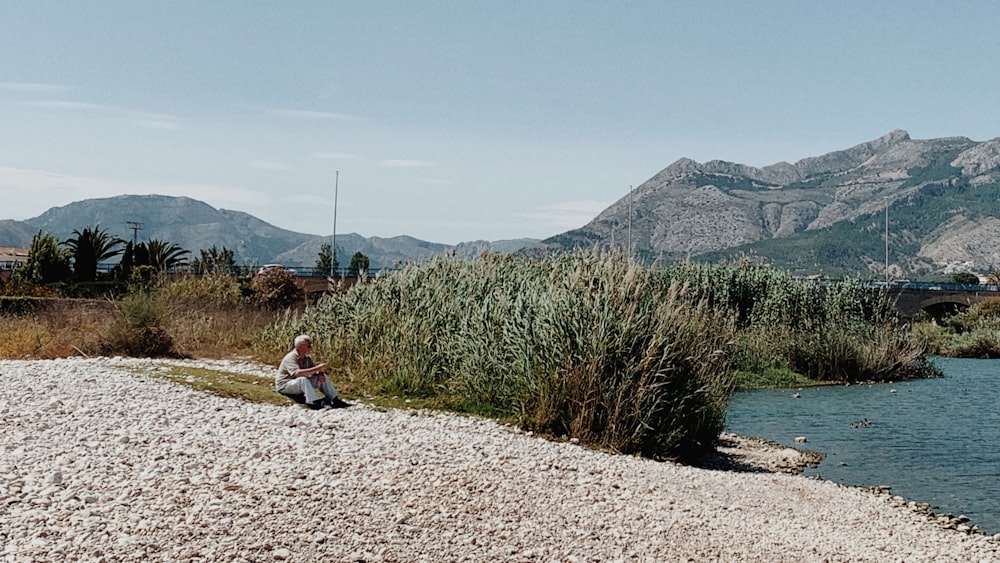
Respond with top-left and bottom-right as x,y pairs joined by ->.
140,239 -> 190,273
193,245 -> 236,274
63,225 -> 124,282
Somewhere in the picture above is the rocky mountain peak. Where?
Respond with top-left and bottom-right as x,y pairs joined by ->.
532,129 -> 1000,277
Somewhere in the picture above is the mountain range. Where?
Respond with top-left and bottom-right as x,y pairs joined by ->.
530,129 -> 1000,277
0,195 -> 537,270
3,129 -> 1000,277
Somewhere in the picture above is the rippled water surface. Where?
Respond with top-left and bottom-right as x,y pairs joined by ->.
725,357 -> 1000,533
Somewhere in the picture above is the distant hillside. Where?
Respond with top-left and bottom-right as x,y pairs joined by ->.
528,130 -> 1000,277
0,195 -> 537,270
0,220 -> 42,248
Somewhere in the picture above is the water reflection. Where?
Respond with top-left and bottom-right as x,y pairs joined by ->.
725,357 -> 1000,534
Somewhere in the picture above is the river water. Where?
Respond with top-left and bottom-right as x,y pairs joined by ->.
725,357 -> 1000,534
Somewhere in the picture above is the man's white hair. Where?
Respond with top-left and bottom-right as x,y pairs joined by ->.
294,334 -> 311,348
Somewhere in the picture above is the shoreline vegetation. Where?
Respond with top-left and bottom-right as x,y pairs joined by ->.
912,295 -> 1000,358
3,250 -> 938,463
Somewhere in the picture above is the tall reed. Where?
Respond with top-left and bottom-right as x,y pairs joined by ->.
658,261 -> 934,381
257,251 -> 736,461
255,252 -> 937,459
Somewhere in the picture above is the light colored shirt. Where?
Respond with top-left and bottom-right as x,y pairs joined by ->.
275,349 -> 318,388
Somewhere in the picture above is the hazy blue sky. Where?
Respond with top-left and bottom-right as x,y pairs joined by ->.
2,1 -> 999,244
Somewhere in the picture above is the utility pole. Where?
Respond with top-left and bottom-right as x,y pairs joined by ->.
126,221 -> 142,245
884,197 -> 890,282
627,185 -> 633,257
331,170 -> 339,278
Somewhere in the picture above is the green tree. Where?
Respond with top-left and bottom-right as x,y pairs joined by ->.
349,251 -> 369,277
314,243 -> 339,276
63,225 -> 124,282
10,231 -> 72,286
141,239 -> 190,273
193,245 -> 237,274
115,241 -> 137,281
950,272 -> 980,285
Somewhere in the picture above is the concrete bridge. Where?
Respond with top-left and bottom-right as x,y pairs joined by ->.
884,282 -> 1000,320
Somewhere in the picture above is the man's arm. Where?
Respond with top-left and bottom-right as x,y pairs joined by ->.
297,363 -> 327,377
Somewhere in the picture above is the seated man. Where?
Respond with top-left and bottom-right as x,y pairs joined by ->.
275,334 -> 350,409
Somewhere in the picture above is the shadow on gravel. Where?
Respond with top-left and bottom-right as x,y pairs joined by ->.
693,434 -> 824,475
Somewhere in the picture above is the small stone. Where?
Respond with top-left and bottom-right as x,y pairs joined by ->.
273,547 -> 292,560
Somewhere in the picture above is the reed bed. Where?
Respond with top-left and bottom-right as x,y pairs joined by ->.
913,297 -> 1000,357
256,252 -> 935,461
659,261 -> 936,382
257,252 -> 735,461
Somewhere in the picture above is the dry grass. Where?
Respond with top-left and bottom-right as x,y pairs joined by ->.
160,304 -> 280,360
0,296 -> 279,361
0,300 -> 118,358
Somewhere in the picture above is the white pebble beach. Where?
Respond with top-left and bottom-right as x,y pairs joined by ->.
2,357 -> 998,562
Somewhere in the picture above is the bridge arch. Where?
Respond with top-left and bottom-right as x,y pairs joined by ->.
918,297 -> 971,322
886,284 -> 1000,321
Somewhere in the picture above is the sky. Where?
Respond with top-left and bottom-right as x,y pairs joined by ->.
2,1 -> 1000,245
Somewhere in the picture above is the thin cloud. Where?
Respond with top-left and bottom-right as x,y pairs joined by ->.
269,109 -> 358,120
0,82 -> 66,93
249,160 -> 290,171
380,159 -> 434,168
19,99 -> 183,129
309,151 -> 363,160
21,100 -> 106,111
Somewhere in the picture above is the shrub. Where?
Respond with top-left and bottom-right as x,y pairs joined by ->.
250,268 -> 301,309
950,271 -> 980,285
99,291 -> 175,357
914,300 -> 1000,358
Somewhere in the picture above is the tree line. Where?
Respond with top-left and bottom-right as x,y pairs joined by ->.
5,225 -> 371,291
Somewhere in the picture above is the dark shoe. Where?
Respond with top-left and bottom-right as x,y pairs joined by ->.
307,401 -> 325,410
326,397 -> 352,409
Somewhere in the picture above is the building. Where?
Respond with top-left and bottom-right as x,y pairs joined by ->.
0,246 -> 29,281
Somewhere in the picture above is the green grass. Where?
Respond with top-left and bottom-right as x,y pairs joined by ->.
131,362 -> 444,413
135,364 -> 290,405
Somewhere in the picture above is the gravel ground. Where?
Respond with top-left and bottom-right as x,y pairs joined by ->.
2,357 -> 998,563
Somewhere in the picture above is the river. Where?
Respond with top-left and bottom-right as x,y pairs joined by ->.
725,357 -> 1000,534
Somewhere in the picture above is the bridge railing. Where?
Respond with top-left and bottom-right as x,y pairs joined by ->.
870,281 -> 1000,292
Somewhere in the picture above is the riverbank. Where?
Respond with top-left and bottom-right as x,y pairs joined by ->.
2,357 -> 998,562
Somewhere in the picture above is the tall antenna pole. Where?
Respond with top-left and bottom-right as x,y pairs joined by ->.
884,197 -> 889,282
627,185 -> 633,256
331,170 -> 339,278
